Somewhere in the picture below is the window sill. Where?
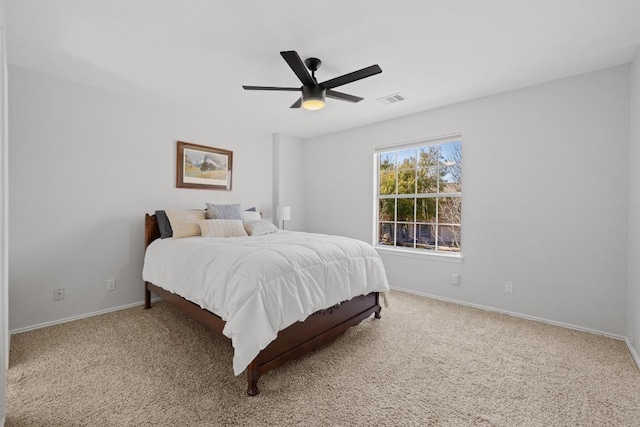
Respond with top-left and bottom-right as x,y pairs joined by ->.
375,246 -> 464,263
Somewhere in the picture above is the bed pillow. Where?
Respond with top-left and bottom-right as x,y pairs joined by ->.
242,210 -> 262,223
155,210 -> 173,239
205,203 -> 243,220
244,220 -> 279,236
165,210 -> 206,238
199,219 -> 248,238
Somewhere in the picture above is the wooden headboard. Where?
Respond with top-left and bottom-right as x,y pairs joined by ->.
145,214 -> 161,249
145,210 -> 264,249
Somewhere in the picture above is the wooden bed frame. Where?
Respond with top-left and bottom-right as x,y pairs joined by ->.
143,213 -> 382,396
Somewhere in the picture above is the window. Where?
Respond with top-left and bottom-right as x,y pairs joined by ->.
376,137 -> 462,254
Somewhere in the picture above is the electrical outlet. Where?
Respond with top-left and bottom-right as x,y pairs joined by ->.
451,273 -> 461,285
106,279 -> 116,291
505,282 -> 513,294
53,288 -> 65,301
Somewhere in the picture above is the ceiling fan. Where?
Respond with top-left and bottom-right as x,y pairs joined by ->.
242,50 -> 382,111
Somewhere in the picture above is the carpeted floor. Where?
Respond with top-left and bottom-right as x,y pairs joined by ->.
6,290 -> 640,426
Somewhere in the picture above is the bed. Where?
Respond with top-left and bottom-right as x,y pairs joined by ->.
142,213 -> 389,395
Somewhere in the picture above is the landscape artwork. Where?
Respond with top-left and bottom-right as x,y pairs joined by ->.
176,141 -> 233,190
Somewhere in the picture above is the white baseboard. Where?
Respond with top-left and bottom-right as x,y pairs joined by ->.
10,288 -> 640,373
625,338 -> 640,371
390,286 -> 626,341
9,297 -> 162,335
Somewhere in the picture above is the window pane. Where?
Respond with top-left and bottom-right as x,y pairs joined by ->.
396,223 -> 415,248
438,225 -> 461,252
439,141 -> 462,166
438,197 -> 461,224
379,152 -> 396,171
418,146 -> 439,168
398,148 -> 417,169
379,171 -> 396,195
378,222 -> 395,246
416,198 -> 436,223
416,224 -> 436,250
397,198 -> 415,222
440,165 -> 462,193
417,166 -> 438,194
398,169 -> 416,194
379,199 -> 395,222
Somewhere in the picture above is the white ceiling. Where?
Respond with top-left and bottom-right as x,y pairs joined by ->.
6,0 -> 640,139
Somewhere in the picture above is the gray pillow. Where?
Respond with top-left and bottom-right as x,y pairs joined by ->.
244,220 -> 279,236
155,210 -> 173,239
205,203 -> 243,220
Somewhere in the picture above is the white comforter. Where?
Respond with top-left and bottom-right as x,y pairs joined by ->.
142,230 -> 389,375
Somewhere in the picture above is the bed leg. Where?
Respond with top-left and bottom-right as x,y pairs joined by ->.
247,362 -> 260,396
144,283 -> 151,309
374,307 -> 382,319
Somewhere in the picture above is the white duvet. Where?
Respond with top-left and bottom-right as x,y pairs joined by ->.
142,230 -> 390,375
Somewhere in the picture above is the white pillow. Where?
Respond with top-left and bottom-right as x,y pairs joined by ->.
242,211 -> 262,223
243,220 -> 278,236
165,210 -> 206,239
199,219 -> 248,238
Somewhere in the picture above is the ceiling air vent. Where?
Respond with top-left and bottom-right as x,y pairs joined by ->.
377,93 -> 406,105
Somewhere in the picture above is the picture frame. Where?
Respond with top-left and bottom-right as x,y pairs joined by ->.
176,141 -> 233,190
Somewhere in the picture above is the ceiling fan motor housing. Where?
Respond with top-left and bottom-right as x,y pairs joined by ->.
302,85 -> 325,101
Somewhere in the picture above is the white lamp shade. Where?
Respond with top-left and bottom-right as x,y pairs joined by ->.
276,206 -> 291,221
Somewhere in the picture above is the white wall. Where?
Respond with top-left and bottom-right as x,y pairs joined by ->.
305,65 -> 630,336
0,2 -> 7,425
8,66 -> 273,332
628,50 -> 640,355
272,133 -> 306,231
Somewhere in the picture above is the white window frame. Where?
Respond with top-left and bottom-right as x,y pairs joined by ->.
373,134 -> 463,261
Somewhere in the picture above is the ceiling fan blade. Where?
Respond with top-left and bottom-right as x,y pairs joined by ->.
326,89 -> 363,103
290,98 -> 302,108
280,51 -> 315,86
242,86 -> 300,91
320,64 -> 382,89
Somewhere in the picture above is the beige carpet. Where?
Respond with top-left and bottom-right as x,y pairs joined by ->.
6,291 -> 640,426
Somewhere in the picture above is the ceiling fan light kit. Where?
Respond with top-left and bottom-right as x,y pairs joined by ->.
301,85 -> 326,110
242,50 -> 382,110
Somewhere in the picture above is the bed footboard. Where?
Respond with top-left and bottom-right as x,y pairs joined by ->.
145,281 -> 381,396
246,292 -> 381,395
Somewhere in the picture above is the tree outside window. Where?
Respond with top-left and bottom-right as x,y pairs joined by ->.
377,139 -> 462,253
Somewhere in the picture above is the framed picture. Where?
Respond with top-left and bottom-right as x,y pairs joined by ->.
176,141 -> 233,190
